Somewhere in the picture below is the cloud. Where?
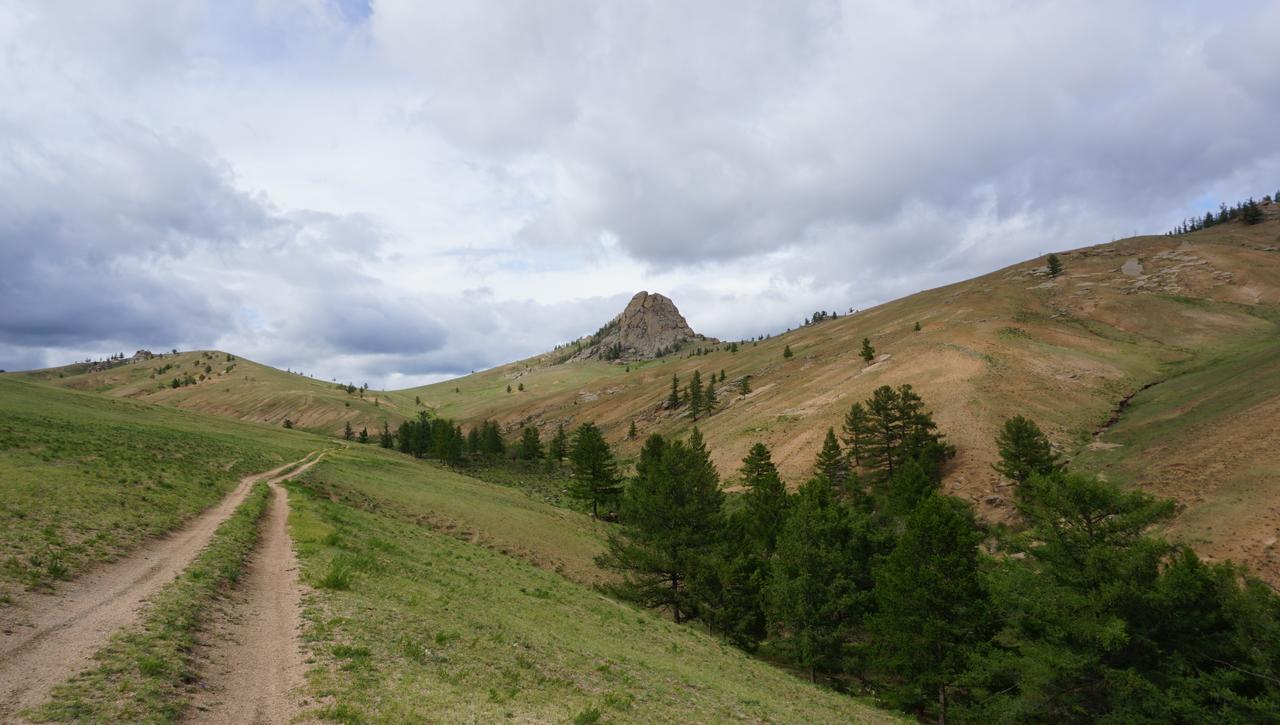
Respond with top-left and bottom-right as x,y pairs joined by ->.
3,1 -> 1280,385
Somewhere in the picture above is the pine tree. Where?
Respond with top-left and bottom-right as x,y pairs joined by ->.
548,422 -> 568,464
379,420 -> 394,448
993,415 -> 1061,486
343,421 -> 354,441
869,494 -> 991,721
738,375 -> 751,395
859,385 -> 954,482
813,427 -> 847,488
691,438 -> 784,647
627,420 -> 637,439
860,337 -> 876,364
704,375 -> 718,413
599,431 -> 723,622
767,476 -> 876,682
283,419 -> 293,429
1047,253 -> 1064,277
688,370 -> 704,419
842,401 -> 869,467
358,427 -> 369,444
740,443 -> 789,554
568,423 -> 622,518
914,321 -> 921,332
466,425 -> 481,455
783,344 -> 794,359
517,425 -> 544,460
885,459 -> 937,517
719,369 -> 726,383
480,420 -> 505,457
667,374 -> 681,409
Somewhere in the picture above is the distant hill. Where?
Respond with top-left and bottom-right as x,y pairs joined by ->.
12,207 -> 1280,583
403,209 -> 1280,584
17,350 -> 416,438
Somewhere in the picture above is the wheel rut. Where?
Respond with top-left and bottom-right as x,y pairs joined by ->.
185,477 -> 308,723
0,450 -> 328,721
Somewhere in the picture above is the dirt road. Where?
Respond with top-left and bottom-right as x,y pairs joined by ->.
186,476 -> 308,723
0,451 -> 327,720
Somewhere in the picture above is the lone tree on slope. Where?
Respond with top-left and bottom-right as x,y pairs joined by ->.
1047,253 -> 1064,277
860,338 -> 876,364
568,422 -> 622,518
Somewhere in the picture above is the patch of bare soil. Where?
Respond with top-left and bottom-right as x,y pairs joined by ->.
0,451 -> 326,721
185,479 -> 308,724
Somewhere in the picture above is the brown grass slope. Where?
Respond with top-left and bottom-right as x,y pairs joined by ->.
19,350 -> 417,438
404,211 -> 1280,582
13,210 -> 1280,581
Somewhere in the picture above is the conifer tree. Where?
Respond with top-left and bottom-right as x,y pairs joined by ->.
842,401 -> 869,467
914,321 -> 921,332
993,415 -> 1061,485
704,375 -> 718,413
690,442 -> 790,649
688,370 -> 704,419
480,420 -> 505,457
344,421 -> 354,441
860,337 -> 876,364
738,375 -> 751,395
517,425 -> 544,460
783,344 -> 794,359
568,423 -> 622,518
358,427 -> 369,444
628,420 -> 637,439
767,476 -> 875,682
466,425 -> 481,455
740,443 -> 789,554
1047,253 -> 1064,277
719,369 -> 726,382
870,494 -> 991,721
667,373 -> 681,409
599,431 -> 723,622
379,420 -> 394,448
859,385 -> 953,481
548,422 -> 568,464
885,459 -> 937,517
813,427 -> 848,488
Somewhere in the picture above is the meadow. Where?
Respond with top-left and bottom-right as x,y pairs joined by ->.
0,377 -> 319,592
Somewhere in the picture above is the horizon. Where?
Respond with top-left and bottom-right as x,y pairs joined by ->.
4,1 -> 1279,387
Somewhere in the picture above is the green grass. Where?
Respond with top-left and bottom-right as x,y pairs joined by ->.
0,376 -> 321,591
295,446 -> 609,584
286,455 -> 895,723
1073,330 -> 1280,480
30,482 -> 272,723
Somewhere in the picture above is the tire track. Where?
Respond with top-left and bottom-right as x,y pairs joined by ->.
0,450 -> 328,720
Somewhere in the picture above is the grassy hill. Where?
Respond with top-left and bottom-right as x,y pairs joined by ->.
1,375 -> 893,722
12,213 -> 1280,583
0,376 -> 323,595
18,350 -> 418,439
399,214 -> 1280,583
287,448 -> 894,722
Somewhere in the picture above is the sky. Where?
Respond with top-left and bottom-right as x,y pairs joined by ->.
2,1 -> 1279,387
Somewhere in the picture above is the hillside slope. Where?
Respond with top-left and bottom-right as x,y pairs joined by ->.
404,214 -> 1280,582
18,350 -> 417,438
12,214 -> 1280,582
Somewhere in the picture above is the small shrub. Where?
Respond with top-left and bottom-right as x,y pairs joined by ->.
573,706 -> 603,724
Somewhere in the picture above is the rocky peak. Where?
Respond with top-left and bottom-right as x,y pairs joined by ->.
576,291 -> 714,361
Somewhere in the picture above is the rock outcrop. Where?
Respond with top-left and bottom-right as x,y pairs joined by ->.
576,291 -> 714,361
